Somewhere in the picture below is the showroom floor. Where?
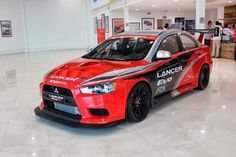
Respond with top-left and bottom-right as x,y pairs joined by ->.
0,50 -> 236,157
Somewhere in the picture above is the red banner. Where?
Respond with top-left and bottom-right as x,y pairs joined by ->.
97,29 -> 105,44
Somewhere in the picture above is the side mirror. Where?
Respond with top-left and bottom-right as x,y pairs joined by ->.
156,50 -> 172,60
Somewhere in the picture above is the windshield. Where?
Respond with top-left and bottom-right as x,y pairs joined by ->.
83,37 -> 155,61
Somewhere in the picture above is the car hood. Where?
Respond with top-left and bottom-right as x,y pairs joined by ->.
46,58 -> 151,85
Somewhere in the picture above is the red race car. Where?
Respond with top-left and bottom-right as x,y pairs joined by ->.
35,30 -> 213,127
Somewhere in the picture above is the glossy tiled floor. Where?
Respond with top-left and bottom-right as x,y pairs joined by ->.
0,50 -> 236,157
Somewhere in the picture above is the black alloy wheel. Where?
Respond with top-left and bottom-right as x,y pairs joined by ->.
197,64 -> 210,90
126,83 -> 151,122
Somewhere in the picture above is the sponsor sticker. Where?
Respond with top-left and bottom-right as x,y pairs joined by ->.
157,66 -> 183,78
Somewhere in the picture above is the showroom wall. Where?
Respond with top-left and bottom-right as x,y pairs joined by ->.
0,0 -> 26,54
91,8 -> 217,42
115,9 -> 217,28
24,0 -> 90,52
0,0 -> 91,54
129,10 -> 195,24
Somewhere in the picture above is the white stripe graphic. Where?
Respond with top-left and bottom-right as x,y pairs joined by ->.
173,54 -> 205,90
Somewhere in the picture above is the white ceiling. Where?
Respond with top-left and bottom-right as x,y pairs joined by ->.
128,0 -> 236,11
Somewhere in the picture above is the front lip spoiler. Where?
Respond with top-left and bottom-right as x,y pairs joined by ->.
34,107 -> 123,128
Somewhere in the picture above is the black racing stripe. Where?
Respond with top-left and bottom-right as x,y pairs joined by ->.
82,50 -> 197,85
126,58 -> 179,80
125,50 -> 198,98
81,63 -> 155,85
179,50 -> 196,62
125,50 -> 197,80
82,75 -> 116,84
118,64 -> 155,77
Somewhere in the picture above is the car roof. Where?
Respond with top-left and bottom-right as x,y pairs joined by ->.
118,30 -> 185,37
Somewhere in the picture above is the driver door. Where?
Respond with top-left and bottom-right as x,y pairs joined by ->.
153,34 -> 183,97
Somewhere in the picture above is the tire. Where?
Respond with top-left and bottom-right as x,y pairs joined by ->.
197,64 -> 210,90
126,82 -> 151,122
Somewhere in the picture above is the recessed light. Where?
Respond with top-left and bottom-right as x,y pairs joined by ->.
222,105 -> 227,109
228,0 -> 232,3
152,4 -> 156,7
174,0 -> 179,2
200,130 -> 206,134
135,8 -> 139,11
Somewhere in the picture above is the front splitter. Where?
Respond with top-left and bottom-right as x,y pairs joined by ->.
34,107 -> 123,128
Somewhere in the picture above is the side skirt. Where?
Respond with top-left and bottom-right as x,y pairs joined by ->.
152,84 -> 194,106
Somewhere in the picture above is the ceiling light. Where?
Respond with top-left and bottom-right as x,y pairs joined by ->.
174,0 -> 179,2
228,0 -> 232,3
200,129 -> 206,134
32,152 -> 37,157
152,4 -> 156,7
135,8 -> 139,11
177,9 -> 181,11
222,105 -> 227,109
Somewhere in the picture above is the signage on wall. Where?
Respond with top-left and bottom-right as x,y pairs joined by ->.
0,21 -> 12,38
97,29 -> 105,44
91,0 -> 109,9
109,0 -> 124,4
112,18 -> 124,35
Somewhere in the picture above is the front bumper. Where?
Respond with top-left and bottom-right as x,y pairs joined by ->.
35,79 -> 137,127
34,107 -> 123,128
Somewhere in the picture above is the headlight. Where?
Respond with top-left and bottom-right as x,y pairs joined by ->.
80,82 -> 117,94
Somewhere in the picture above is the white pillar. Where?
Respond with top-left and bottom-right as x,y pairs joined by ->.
196,0 -> 205,29
217,7 -> 224,25
124,6 -> 129,31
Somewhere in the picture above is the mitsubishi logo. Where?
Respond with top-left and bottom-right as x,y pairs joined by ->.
54,87 -> 59,94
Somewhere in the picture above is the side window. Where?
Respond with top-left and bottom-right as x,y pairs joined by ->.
135,38 -> 154,54
158,35 -> 179,54
180,35 -> 197,50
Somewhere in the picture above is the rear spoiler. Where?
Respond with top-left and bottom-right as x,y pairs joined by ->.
187,28 -> 219,43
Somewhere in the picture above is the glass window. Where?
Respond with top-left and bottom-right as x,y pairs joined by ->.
83,38 -> 155,61
158,35 -> 179,54
180,35 -> 197,50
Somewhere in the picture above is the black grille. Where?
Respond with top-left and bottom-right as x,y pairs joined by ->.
43,85 -> 73,96
43,100 -> 81,119
42,85 -> 80,118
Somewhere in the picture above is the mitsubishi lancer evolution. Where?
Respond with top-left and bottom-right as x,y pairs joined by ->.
35,30 -> 213,127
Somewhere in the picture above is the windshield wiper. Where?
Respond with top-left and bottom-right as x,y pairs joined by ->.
82,55 -> 92,59
104,58 -> 127,61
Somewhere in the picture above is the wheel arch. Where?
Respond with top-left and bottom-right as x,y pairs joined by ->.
125,80 -> 152,120
195,62 -> 210,90
134,80 -> 153,99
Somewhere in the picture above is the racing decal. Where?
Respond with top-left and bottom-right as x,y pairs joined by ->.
80,63 -> 156,86
144,50 -> 198,98
173,53 -> 205,89
171,90 -> 181,97
50,76 -> 80,82
157,66 -> 182,78
157,77 -> 173,86
156,85 -> 166,95
153,65 -> 183,96
48,80 -> 66,85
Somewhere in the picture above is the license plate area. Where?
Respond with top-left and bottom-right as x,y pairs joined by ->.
48,94 -> 64,103
54,102 -> 80,115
